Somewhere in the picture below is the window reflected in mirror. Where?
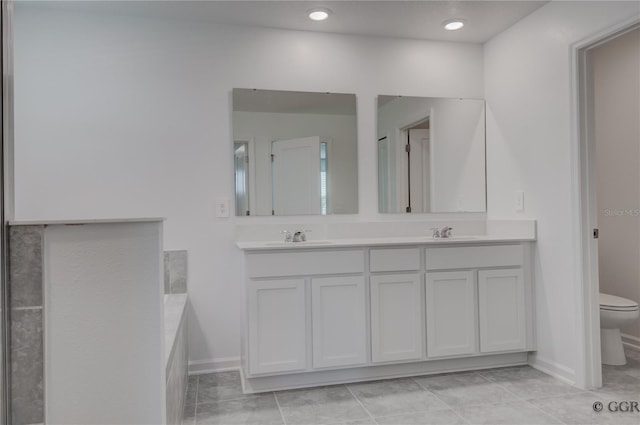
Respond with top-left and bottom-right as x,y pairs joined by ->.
377,96 -> 486,213
233,89 -> 358,216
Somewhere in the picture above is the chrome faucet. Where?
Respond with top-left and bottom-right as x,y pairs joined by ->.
430,226 -> 453,238
281,230 -> 293,243
292,229 -> 311,242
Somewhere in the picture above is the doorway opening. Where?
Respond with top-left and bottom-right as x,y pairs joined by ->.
398,117 -> 431,213
575,20 -> 640,389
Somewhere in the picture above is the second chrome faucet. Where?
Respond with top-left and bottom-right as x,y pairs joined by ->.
281,229 -> 311,242
430,226 -> 453,238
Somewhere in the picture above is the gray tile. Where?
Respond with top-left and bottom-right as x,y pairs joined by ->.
374,408 -> 467,425
185,375 -> 198,406
413,373 -> 518,408
182,402 -> 196,425
10,308 -> 44,425
196,394 -> 283,425
335,419 -> 376,425
198,371 -> 251,403
276,385 -> 370,424
624,347 -> 640,363
602,356 -> 640,380
168,250 -> 188,294
478,366 -> 583,400
455,400 -> 561,425
596,367 -> 640,399
9,226 -> 44,308
347,378 -> 447,418
530,391 -> 640,425
164,252 -> 171,294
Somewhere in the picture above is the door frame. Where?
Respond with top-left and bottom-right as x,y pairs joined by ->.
1,1 -> 13,423
395,110 -> 434,213
570,16 -> 640,389
233,139 -> 255,216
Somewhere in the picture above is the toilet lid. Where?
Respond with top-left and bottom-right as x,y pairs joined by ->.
600,293 -> 639,310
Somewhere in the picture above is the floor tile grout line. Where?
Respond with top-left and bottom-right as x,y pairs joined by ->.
369,406 -> 472,425
410,376 -> 472,425
273,391 -> 288,425
196,394 -> 262,406
344,384 -> 378,423
415,369 -> 572,425
485,374 -> 569,425
194,375 -> 199,424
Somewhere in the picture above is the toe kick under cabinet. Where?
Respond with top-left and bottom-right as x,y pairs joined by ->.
240,241 -> 535,393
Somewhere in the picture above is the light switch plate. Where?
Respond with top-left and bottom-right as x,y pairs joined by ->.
515,191 -> 525,212
216,197 -> 230,218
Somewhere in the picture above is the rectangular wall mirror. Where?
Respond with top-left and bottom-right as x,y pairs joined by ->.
233,88 -> 358,216
377,96 -> 486,213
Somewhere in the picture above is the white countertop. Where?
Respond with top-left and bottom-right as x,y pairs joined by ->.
236,234 -> 536,251
9,217 -> 165,226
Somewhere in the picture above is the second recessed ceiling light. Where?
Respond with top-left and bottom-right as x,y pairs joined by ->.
444,19 -> 465,31
308,8 -> 332,21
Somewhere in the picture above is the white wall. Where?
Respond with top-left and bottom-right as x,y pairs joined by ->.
44,221 -> 164,424
14,4 -> 484,369
592,28 -> 640,341
485,1 -> 640,382
233,111 -> 358,215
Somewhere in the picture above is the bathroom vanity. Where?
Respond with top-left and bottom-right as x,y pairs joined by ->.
237,231 -> 536,393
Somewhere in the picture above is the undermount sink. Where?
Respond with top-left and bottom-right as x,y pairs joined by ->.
263,240 -> 333,247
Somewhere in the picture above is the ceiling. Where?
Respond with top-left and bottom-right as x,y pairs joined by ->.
28,0 -> 550,43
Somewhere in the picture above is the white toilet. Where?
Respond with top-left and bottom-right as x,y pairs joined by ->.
600,293 -> 639,366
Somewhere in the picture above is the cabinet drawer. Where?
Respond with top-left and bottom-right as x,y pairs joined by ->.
426,245 -> 523,270
370,248 -> 420,272
247,250 -> 364,278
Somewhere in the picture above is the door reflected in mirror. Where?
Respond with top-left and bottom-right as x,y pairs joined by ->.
233,89 -> 358,216
377,96 -> 486,213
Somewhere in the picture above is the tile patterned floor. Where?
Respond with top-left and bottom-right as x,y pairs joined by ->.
183,348 -> 640,425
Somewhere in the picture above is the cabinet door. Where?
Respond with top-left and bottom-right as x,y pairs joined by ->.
248,279 -> 306,375
312,276 -> 367,368
425,271 -> 477,357
478,269 -> 526,353
371,274 -> 423,363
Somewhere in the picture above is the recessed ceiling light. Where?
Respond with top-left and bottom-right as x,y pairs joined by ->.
308,8 -> 332,21
443,19 -> 465,31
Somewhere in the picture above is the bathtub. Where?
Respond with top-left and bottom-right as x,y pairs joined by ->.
164,294 -> 188,425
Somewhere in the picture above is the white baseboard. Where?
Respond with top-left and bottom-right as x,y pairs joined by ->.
622,333 -> 640,351
527,353 -> 576,386
188,357 -> 241,375
243,352 -> 528,393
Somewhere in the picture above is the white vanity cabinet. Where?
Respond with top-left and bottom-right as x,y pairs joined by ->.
244,249 -> 366,377
369,248 -> 424,363
240,239 -> 535,393
370,273 -> 423,363
247,279 -> 307,375
312,276 -> 367,368
478,269 -> 526,353
425,245 -> 530,358
425,271 -> 477,357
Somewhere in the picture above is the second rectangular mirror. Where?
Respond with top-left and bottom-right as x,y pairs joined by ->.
233,89 -> 358,216
377,96 -> 486,213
